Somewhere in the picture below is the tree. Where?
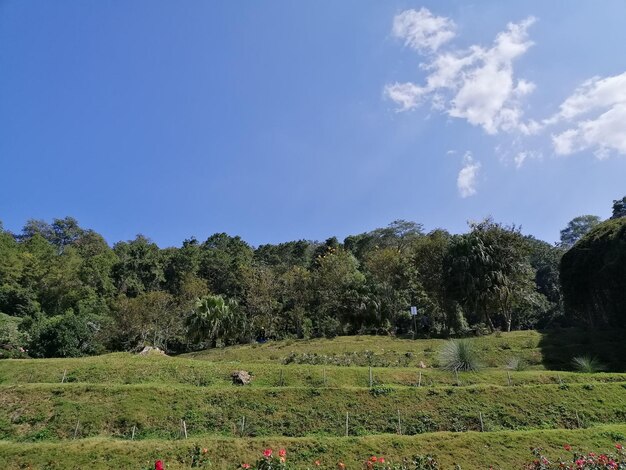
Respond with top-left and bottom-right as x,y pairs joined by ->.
560,217 -> 626,328
112,235 -> 164,297
111,291 -> 183,351
524,236 -> 564,327
198,233 -> 253,299
363,246 -> 418,333
411,230 -> 465,335
559,215 -> 602,248
186,294 -> 248,348
445,220 -> 534,332
310,246 -> 367,336
612,196 -> 626,219
344,220 -> 423,261
25,311 -> 105,358
242,265 -> 282,338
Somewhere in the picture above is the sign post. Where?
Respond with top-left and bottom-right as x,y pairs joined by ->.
410,306 -> 418,339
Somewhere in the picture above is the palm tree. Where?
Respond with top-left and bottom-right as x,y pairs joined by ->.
186,294 -> 238,347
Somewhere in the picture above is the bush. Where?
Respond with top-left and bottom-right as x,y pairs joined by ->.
439,339 -> 482,372
506,357 -> 528,371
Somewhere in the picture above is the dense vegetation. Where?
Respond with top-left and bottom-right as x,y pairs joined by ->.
0,195 -> 624,358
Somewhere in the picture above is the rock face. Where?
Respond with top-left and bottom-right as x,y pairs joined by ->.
231,370 -> 253,385
138,346 -> 166,356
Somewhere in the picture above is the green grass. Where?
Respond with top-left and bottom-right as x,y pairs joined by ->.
1,382 -> 625,440
2,353 -> 626,388
0,425 -> 625,469
183,329 -> 626,372
1,329 -> 625,468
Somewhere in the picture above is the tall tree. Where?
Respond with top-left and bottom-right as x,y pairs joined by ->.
446,220 -> 534,332
612,196 -> 626,219
559,215 -> 602,248
112,235 -> 164,297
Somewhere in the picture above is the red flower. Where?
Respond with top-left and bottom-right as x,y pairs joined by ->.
241,464 -> 251,469
369,456 -> 378,462
155,460 -> 164,470
202,448 -> 208,454
263,448 -> 273,458
314,460 -> 321,466
564,444 -> 572,451
337,462 -> 346,469
279,449 -> 287,458
616,443 -> 623,450
379,457 -> 385,463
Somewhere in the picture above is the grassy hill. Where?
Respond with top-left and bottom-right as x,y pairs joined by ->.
0,329 -> 625,469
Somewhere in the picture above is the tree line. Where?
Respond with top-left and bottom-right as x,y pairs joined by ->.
1,196 -> 624,358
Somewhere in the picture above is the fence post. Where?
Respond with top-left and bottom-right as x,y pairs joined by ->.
345,412 -> 349,437
418,371 -> 422,387
131,425 -> 136,440
507,371 -> 512,386
73,420 -> 80,439
369,367 -> 373,388
479,412 -> 484,432
61,369 -> 67,383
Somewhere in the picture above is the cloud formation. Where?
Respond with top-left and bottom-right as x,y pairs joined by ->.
386,9 -> 538,135
392,8 -> 456,54
547,72 -> 626,158
457,152 -> 481,198
386,7 -> 626,185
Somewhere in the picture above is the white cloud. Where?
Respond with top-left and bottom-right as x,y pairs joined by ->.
384,82 -> 426,111
386,11 -> 537,135
457,152 -> 481,197
392,8 -> 456,53
547,72 -> 626,157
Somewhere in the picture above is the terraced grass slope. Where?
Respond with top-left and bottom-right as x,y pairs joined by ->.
0,329 -> 624,469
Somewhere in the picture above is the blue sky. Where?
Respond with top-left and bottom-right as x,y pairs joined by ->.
1,1 -> 625,247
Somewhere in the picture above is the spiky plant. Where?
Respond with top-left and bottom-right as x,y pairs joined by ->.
506,357 -> 528,371
572,355 -> 606,373
439,339 -> 482,372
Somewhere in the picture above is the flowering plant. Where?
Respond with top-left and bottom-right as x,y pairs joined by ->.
190,445 -> 211,468
362,455 -> 439,470
240,448 -> 290,470
525,444 -> 626,469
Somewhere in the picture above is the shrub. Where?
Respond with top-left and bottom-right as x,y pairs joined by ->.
439,339 -> 482,372
572,355 -> 606,373
506,357 -> 528,371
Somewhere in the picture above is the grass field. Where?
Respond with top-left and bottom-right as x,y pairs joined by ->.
0,329 -> 625,468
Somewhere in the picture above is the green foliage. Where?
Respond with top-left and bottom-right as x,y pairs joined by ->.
560,217 -> 626,328
559,215 -> 602,248
445,219 -> 537,332
0,313 -> 29,358
0,208 -> 621,358
438,339 -> 482,372
112,291 -> 183,352
612,196 -> 626,219
25,311 -> 105,358
186,294 -> 248,348
572,355 -> 606,373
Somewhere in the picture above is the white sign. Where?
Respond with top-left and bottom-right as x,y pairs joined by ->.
410,306 -> 418,316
